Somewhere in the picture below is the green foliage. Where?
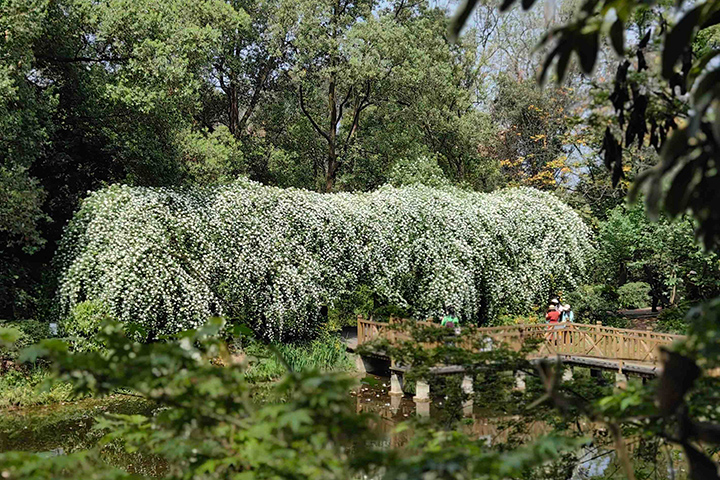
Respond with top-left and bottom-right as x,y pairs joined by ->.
56,182 -> 593,340
62,301 -> 113,352
177,126 -> 246,185
598,202 -> 720,306
656,303 -> 692,334
617,282 -> 651,309
386,154 -> 450,189
1,319 -> 376,479
0,318 -> 591,479
0,366 -> 74,408
565,284 -> 621,325
0,319 -> 50,361
244,333 -> 353,382
492,75 -> 576,190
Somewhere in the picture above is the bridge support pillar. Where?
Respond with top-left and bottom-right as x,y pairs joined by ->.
615,371 -> 628,390
462,375 -> 473,414
414,380 -> 430,403
415,400 -> 430,417
414,379 -> 430,417
514,371 -> 526,392
390,372 -> 404,397
354,354 -> 366,374
562,367 -> 574,383
390,392 -> 402,414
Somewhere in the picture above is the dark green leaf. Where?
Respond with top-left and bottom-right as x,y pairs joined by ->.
610,20 -> 624,56
665,159 -> 700,216
500,0 -> 517,12
556,44 -> 573,83
682,442 -> 720,480
233,323 -> 255,337
663,6 -> 702,78
449,0 -> 479,41
579,31 -> 599,74
693,421 -> 720,444
645,176 -> 662,220
692,67 -> 720,112
660,126 -> 690,173
688,50 -> 720,88
657,348 -> 700,416
539,42 -> 563,84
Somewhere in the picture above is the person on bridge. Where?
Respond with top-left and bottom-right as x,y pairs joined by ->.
545,305 -> 560,323
560,304 -> 574,322
442,306 -> 460,334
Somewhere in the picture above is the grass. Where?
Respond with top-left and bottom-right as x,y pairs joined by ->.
0,366 -> 76,408
0,330 -> 352,408
244,333 -> 353,382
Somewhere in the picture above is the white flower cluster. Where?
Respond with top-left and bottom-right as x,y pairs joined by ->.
56,180 -> 594,341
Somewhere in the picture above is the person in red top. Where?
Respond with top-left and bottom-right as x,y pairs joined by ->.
545,305 -> 561,323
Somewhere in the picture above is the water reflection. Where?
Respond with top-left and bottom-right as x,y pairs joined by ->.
352,375 -> 684,479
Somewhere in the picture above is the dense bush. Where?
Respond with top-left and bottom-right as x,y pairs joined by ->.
62,301 -> 114,352
617,282 -> 651,309
56,181 -> 593,340
565,284 -> 627,327
656,303 -> 691,334
0,319 -> 49,363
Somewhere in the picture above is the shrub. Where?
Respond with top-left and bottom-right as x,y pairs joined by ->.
656,303 -> 691,334
0,319 -> 50,362
56,182 -> 593,341
62,300 -> 113,352
244,333 -> 353,382
0,366 -> 74,408
617,282 -> 651,309
565,284 -> 623,326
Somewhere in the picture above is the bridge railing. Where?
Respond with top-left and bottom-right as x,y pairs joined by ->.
356,315 -> 685,364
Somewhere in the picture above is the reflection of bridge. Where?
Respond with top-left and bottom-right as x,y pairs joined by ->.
350,315 -> 685,403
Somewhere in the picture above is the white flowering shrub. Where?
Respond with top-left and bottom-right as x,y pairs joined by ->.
56,180 -> 593,341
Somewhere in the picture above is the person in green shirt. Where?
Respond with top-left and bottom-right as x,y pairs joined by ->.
441,306 -> 460,330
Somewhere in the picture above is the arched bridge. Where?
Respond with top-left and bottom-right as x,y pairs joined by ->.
353,315 -> 685,377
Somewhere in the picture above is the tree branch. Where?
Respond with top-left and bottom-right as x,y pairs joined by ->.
299,85 -> 330,143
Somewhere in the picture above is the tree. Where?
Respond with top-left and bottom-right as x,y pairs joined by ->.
598,202 -> 720,310
491,75 -> 577,189
280,0 -> 498,191
448,1 -> 720,476
452,0 -> 720,249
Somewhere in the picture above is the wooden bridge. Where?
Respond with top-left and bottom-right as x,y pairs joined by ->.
353,315 -> 685,378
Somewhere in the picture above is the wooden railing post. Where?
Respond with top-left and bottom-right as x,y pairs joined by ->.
357,314 -> 363,345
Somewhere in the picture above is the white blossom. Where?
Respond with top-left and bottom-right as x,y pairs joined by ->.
56,180 -> 594,341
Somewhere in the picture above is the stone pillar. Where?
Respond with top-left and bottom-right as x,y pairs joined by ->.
354,355 -> 366,374
390,393 -> 402,414
514,371 -> 526,392
390,372 -> 404,397
415,400 -> 430,417
562,367 -> 574,383
615,371 -> 628,390
414,380 -> 430,403
462,375 -> 473,414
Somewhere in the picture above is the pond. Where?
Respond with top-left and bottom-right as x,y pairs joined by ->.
0,375 -> 685,479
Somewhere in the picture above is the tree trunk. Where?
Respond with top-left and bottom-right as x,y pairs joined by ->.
228,79 -> 239,137
325,75 -> 338,192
